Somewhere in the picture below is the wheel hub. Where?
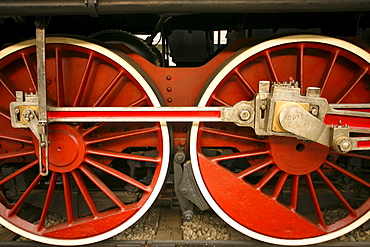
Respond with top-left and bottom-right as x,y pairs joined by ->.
269,136 -> 329,175
35,124 -> 85,173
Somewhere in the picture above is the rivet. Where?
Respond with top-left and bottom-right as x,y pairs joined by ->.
167,98 -> 172,103
167,87 -> 172,92
166,75 -> 172,80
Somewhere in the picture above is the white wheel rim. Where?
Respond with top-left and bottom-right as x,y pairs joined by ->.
190,34 -> 370,246
0,37 -> 170,246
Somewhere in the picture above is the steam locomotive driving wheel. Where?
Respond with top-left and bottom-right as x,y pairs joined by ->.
190,35 -> 370,245
0,37 -> 169,245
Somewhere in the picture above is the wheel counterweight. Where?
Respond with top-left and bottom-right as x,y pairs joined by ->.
0,37 -> 169,245
190,35 -> 370,245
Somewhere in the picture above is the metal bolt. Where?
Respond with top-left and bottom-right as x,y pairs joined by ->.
181,187 -> 188,195
260,104 -> 267,110
175,153 -> 185,163
335,137 -> 352,153
239,109 -> 251,121
183,210 -> 194,222
14,108 -> 20,114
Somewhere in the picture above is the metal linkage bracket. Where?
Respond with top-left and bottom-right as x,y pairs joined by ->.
173,146 -> 209,221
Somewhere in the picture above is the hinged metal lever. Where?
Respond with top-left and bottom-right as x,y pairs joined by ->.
35,17 -> 49,176
279,104 -> 370,153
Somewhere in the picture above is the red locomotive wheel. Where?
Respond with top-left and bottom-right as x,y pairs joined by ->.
190,35 -> 370,245
0,37 -> 169,245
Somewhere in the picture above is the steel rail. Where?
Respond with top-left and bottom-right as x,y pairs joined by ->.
0,0 -> 370,16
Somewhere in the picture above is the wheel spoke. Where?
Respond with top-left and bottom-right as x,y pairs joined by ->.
85,157 -> 150,192
38,172 -> 58,230
325,160 -> 370,188
316,168 -> 356,216
86,147 -> 159,163
318,50 -> 339,94
254,165 -> 280,190
210,94 -> 231,106
334,67 -> 368,103
210,149 -> 270,162
200,125 -> 267,143
55,47 -> 65,107
71,170 -> 99,217
8,174 -> 42,216
93,70 -> 125,107
237,158 -> 273,179
0,160 -> 38,185
330,150 -> 370,160
73,52 -> 94,107
290,175 -> 300,212
0,149 -> 35,160
85,125 -> 159,145
233,68 -> 256,94
305,174 -> 325,228
271,172 -> 289,199
79,164 -> 126,210
62,173 -> 74,225
21,52 -> 37,91
0,132 -> 33,144
264,51 -> 278,82
297,44 -> 304,86
0,72 -> 16,99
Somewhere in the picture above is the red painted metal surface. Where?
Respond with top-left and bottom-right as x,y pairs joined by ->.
196,41 -> 370,239
0,42 -> 165,239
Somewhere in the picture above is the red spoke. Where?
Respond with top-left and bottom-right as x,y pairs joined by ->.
334,67 -> 369,103
316,168 -> 356,216
290,175 -> 300,212
0,149 -> 35,160
237,158 -> 273,179
210,149 -> 270,162
297,44 -> 304,86
79,164 -> 126,209
254,165 -> 280,190
325,160 -> 370,188
62,173 -> 74,225
264,51 -> 278,82
21,52 -> 37,91
93,71 -> 125,107
73,53 -> 94,107
55,47 -> 65,107
38,172 -> 58,230
128,95 -> 149,107
0,160 -> 38,185
210,94 -> 231,106
86,147 -> 159,163
318,50 -> 339,94
71,170 -> 99,217
82,123 -> 106,137
330,150 -> 370,160
8,174 -> 42,216
85,157 -> 150,192
233,68 -> 256,94
271,172 -> 289,199
85,125 -> 159,145
0,73 -> 16,99
0,107 -> 11,120
0,132 -> 33,144
200,125 -> 268,143
305,174 -> 325,228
